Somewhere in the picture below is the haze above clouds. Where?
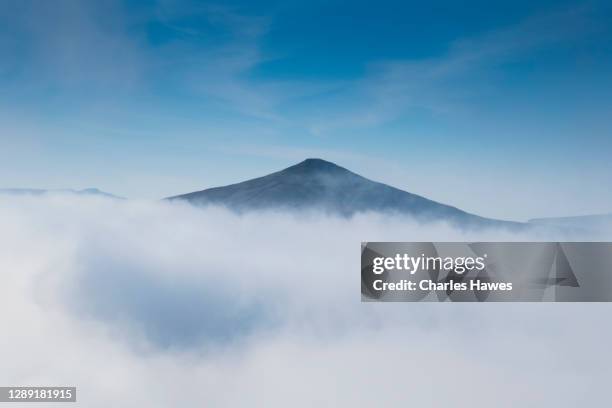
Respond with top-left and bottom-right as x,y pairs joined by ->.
1,195 -> 610,407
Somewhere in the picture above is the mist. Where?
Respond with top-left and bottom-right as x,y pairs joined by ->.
0,194 -> 610,407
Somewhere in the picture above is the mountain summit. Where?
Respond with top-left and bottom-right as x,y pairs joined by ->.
168,158 -> 516,227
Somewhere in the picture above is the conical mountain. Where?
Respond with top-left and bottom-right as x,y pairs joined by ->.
168,158 -> 518,227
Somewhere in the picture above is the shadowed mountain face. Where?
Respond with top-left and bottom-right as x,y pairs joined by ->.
168,159 -> 519,228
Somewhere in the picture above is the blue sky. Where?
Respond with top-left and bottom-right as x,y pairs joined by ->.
1,0 -> 611,220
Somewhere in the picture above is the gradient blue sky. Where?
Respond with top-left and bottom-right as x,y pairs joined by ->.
1,0 -> 611,220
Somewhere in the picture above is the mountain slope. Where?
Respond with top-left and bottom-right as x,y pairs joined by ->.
168,158 -> 519,227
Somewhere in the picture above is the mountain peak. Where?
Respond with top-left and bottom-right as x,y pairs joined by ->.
301,158 -> 334,165
283,158 -> 349,176
80,188 -> 102,193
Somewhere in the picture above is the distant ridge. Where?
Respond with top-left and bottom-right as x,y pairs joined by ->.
0,188 -> 123,199
168,158 -> 521,228
529,213 -> 612,229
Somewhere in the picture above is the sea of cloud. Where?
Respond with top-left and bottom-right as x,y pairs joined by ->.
0,195 -> 610,407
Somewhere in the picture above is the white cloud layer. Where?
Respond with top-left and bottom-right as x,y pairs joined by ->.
0,195 -> 611,407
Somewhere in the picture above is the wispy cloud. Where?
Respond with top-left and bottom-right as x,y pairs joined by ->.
301,5 -> 600,134
154,3 -> 279,118
0,0 -> 145,91
1,1 -> 598,127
